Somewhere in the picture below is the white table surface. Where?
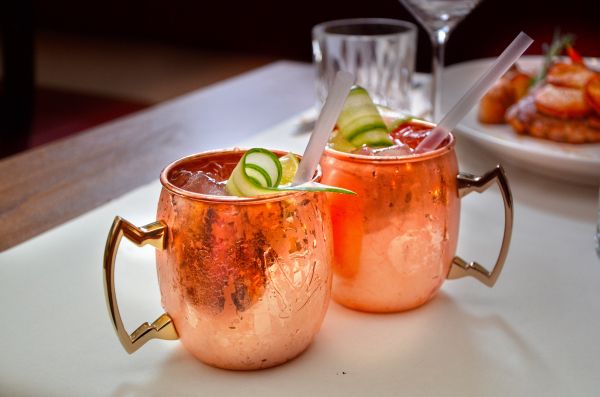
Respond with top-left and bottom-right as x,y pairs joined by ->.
1,72 -> 600,397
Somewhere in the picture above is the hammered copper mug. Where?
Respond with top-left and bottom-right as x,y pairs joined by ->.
320,121 -> 513,313
103,149 -> 333,370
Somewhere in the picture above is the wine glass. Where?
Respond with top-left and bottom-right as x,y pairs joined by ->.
399,0 -> 482,121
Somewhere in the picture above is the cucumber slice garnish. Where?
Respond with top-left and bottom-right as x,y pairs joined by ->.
329,130 -> 356,153
277,181 -> 355,195
336,86 -> 393,148
387,116 -> 414,132
225,148 -> 280,196
225,148 -> 354,197
349,129 -> 394,147
244,148 -> 281,187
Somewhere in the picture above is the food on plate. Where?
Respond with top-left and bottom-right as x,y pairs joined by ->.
546,62 -> 595,89
533,84 -> 591,118
479,33 -> 600,143
585,74 -> 600,114
478,65 -> 532,124
506,96 -> 600,143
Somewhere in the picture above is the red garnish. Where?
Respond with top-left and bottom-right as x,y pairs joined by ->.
390,122 -> 431,149
566,45 -> 584,64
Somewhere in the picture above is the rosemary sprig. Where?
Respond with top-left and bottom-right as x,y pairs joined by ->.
531,29 -> 576,87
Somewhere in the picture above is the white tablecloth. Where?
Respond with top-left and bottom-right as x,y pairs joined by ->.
1,111 -> 599,396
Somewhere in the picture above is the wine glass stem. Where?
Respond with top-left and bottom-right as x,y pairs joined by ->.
430,28 -> 449,122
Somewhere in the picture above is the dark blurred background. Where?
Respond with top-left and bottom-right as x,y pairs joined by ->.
33,0 -> 600,68
1,0 -> 598,158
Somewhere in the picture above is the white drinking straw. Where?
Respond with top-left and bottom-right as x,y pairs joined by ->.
293,70 -> 355,185
415,32 -> 533,153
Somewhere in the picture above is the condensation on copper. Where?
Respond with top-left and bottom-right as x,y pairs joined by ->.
322,147 -> 459,313
155,188 -> 332,370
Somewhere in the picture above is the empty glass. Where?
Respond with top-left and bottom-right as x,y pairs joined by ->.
312,18 -> 417,114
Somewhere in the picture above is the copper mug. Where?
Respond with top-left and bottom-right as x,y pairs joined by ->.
320,122 -> 513,313
103,149 -> 333,370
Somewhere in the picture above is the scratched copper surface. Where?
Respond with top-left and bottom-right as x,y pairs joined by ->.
321,126 -> 460,313
156,150 -> 332,370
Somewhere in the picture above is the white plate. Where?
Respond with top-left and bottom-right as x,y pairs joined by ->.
442,56 -> 600,185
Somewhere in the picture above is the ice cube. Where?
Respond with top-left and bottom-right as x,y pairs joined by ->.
389,123 -> 433,149
197,161 -> 227,180
398,127 -> 431,149
180,171 -> 227,195
169,169 -> 194,187
372,144 -> 413,157
352,146 -> 377,156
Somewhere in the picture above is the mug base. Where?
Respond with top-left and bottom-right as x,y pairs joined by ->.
332,290 -> 439,313
190,341 -> 313,371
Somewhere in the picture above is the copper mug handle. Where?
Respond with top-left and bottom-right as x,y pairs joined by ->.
103,216 -> 178,354
447,165 -> 514,287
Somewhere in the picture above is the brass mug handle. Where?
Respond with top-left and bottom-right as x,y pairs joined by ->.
447,165 -> 514,287
103,216 -> 178,354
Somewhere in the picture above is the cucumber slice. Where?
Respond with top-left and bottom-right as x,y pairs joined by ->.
387,116 -> 414,132
225,148 -> 355,196
277,182 -> 355,195
244,148 -> 281,187
350,129 -> 394,147
329,130 -> 356,153
337,86 -> 393,147
226,148 -> 281,196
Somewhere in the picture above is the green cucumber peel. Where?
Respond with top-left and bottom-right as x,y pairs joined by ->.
243,148 -> 281,187
276,182 -> 355,195
387,116 -> 414,131
350,129 -> 394,147
334,85 -> 394,149
343,120 -> 389,142
329,131 -> 356,153
226,148 -> 355,196
245,163 -> 272,186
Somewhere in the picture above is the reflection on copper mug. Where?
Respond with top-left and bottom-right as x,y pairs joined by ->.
321,122 -> 513,313
103,149 -> 333,370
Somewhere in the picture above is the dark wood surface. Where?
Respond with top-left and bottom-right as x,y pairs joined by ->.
0,61 -> 315,251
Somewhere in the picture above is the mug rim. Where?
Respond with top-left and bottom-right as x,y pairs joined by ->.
160,148 -> 322,204
312,18 -> 417,40
324,120 -> 456,164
